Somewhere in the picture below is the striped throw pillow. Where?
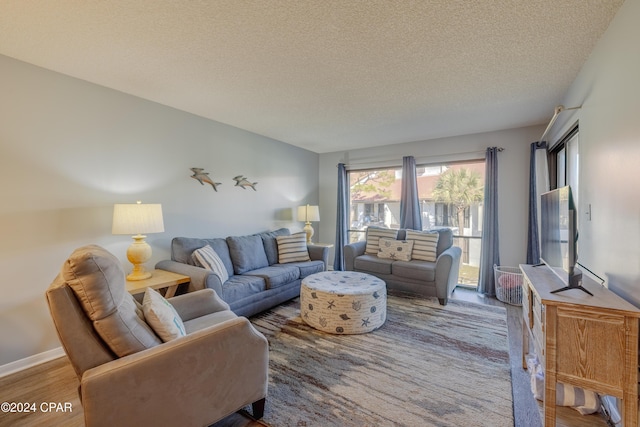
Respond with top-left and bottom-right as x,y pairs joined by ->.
364,227 -> 399,255
192,245 -> 229,283
276,233 -> 311,263
405,230 -> 439,262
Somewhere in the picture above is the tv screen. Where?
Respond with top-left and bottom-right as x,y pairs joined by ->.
540,186 -> 582,288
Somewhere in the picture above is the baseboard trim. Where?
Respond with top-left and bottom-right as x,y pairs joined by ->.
0,347 -> 65,379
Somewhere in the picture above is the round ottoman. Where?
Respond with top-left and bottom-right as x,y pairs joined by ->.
300,271 -> 387,334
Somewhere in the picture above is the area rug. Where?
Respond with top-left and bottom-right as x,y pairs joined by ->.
249,295 -> 513,427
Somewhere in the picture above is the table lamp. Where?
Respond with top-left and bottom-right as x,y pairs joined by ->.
297,204 -> 320,243
112,201 -> 164,280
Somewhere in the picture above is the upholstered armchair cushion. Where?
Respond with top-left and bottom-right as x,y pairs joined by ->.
61,245 -> 161,357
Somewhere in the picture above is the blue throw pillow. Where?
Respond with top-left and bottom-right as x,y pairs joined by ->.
226,235 -> 269,274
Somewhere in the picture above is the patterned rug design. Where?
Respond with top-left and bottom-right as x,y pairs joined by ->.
249,295 -> 513,427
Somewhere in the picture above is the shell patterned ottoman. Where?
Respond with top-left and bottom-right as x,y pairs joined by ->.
300,271 -> 387,334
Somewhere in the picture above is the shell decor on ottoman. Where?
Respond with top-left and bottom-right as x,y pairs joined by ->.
300,271 -> 387,334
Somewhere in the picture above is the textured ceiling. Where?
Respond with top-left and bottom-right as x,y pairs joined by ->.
0,1 -> 624,153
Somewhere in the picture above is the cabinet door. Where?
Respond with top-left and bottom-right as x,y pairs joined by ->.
555,306 -> 626,396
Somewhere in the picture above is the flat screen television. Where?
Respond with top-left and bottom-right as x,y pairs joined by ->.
540,185 -> 590,295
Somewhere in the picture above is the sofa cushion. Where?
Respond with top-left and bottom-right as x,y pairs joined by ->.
62,245 -> 161,357
245,265 -> 300,289
221,275 -> 266,303
392,260 -> 437,282
142,287 -> 186,342
377,238 -> 414,261
280,260 -> 325,278
435,228 -> 454,256
227,235 -> 269,274
365,227 -> 399,255
192,245 -> 230,283
259,228 -> 291,265
405,230 -> 439,262
354,254 -> 394,275
276,233 -> 311,263
171,237 -> 234,274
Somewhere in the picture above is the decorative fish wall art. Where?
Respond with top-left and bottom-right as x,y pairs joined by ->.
233,175 -> 258,191
190,168 -> 222,191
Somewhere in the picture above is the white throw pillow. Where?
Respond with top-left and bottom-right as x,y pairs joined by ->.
405,230 -> 439,262
142,287 -> 186,342
276,233 -> 311,263
192,245 -> 229,283
364,227 -> 399,255
377,238 -> 414,261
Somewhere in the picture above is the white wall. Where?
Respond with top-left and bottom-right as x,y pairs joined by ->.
318,125 -> 544,269
546,0 -> 640,305
0,55 -> 319,366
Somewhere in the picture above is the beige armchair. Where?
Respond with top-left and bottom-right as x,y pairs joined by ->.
46,245 -> 268,427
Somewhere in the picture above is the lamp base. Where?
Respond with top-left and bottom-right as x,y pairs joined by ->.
126,235 -> 153,281
303,222 -> 315,244
127,268 -> 152,281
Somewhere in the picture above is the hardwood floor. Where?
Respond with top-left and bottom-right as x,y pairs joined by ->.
0,288 -> 610,427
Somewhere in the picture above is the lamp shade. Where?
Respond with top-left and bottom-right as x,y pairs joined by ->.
112,202 -> 164,235
297,205 -> 320,222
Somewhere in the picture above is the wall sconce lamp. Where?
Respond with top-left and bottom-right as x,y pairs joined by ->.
297,204 -> 320,243
112,201 -> 164,281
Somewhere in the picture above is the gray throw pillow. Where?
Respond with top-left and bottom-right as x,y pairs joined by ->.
226,235 -> 269,274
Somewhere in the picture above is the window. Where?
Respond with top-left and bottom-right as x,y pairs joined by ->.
549,125 -> 579,206
348,159 -> 485,287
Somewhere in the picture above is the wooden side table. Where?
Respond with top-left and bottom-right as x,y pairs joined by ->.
126,269 -> 190,298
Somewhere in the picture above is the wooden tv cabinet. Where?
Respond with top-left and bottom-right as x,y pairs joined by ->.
520,264 -> 640,427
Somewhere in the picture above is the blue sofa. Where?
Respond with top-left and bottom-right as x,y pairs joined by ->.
344,228 -> 461,305
156,228 -> 328,317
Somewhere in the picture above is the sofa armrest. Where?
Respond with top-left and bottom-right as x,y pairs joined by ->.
80,317 -> 268,427
344,240 -> 367,271
168,289 -> 230,322
155,260 -> 224,296
307,244 -> 329,270
434,246 -> 462,305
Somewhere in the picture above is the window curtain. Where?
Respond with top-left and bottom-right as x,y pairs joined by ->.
399,156 -> 423,230
333,163 -> 348,271
526,141 -> 549,264
477,147 -> 500,296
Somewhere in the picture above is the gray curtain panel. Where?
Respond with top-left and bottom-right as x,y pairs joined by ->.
399,156 -> 423,230
477,147 -> 500,296
526,141 -> 548,264
334,163 -> 348,271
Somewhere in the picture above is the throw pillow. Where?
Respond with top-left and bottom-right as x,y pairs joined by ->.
405,230 -> 439,262
276,233 -> 311,263
192,245 -> 230,283
142,287 -> 187,342
226,235 -> 269,274
377,238 -> 414,261
364,227 -> 399,255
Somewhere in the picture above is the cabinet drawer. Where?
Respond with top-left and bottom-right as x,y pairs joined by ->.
531,293 -> 545,359
522,280 -> 532,329
531,294 -> 544,328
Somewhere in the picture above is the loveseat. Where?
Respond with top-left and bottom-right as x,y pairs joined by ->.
156,228 -> 328,317
344,227 -> 461,305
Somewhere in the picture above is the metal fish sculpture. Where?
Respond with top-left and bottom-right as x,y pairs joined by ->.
233,175 -> 258,191
190,168 -> 222,191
